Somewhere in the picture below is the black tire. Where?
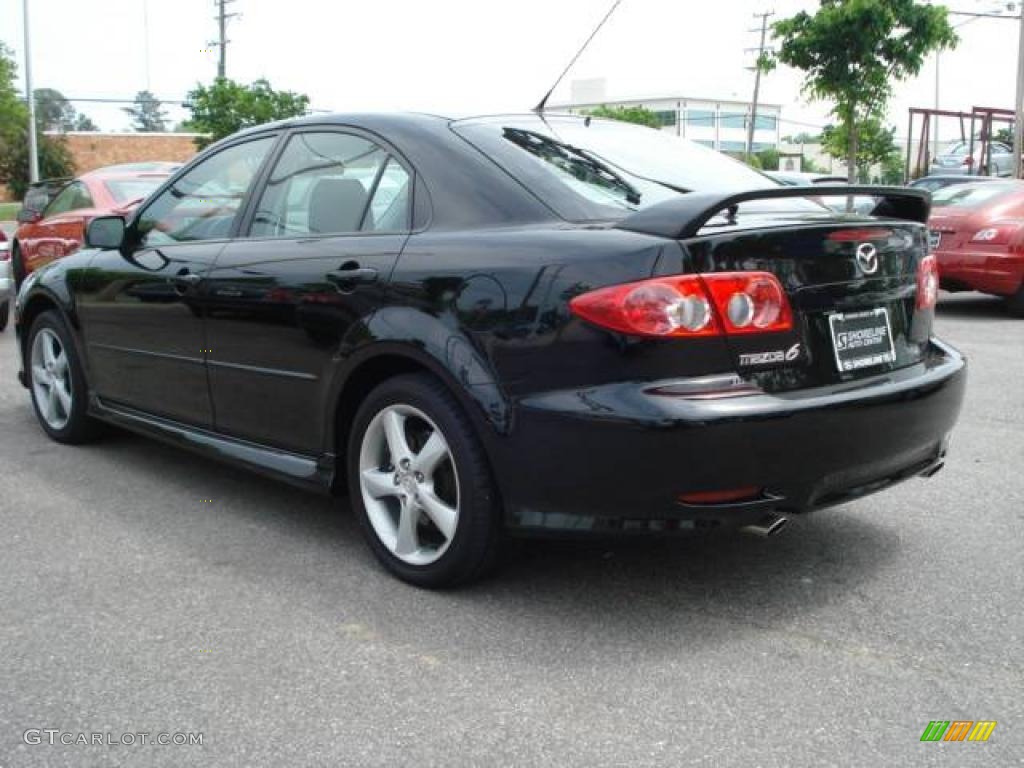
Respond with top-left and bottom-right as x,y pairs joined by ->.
347,373 -> 502,588
11,242 -> 26,292
0,300 -> 8,332
1006,284 -> 1024,318
26,310 -> 103,444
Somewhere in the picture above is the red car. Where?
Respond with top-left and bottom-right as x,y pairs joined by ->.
11,162 -> 179,289
928,179 -> 1024,316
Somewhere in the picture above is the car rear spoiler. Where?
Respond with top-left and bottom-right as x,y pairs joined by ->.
614,186 -> 931,240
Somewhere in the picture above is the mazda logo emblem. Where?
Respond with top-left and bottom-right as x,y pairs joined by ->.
856,243 -> 879,275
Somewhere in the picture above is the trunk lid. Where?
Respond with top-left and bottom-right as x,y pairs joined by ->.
680,217 -> 932,392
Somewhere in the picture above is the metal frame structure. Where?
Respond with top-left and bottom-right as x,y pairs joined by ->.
906,105 -> 1017,181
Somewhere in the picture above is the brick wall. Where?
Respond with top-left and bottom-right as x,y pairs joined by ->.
0,132 -> 203,202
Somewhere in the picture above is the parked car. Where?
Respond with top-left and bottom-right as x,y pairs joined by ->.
765,171 -> 847,186
14,113 -> 965,587
927,180 -> 1024,315
928,140 -> 1015,177
909,175 -> 1001,194
0,228 -> 10,331
766,171 -> 876,214
10,163 -> 179,289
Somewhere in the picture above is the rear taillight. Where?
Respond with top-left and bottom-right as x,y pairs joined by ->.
916,254 -> 938,310
569,272 -> 793,338
701,273 -> 793,334
962,156 -> 974,167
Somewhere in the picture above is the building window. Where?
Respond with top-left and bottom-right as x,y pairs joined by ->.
653,110 -> 676,127
755,115 -> 777,131
720,112 -> 748,130
686,110 -> 716,128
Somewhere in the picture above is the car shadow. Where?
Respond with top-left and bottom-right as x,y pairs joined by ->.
936,292 -> 1011,319
83,424 -> 899,654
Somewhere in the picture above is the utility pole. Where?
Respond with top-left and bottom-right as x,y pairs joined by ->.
213,0 -> 239,80
745,11 -> 774,161
1015,2 -> 1024,178
22,0 -> 38,183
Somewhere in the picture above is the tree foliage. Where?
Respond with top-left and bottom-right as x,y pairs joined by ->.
184,78 -> 310,149
582,105 -> 661,129
0,44 -> 75,199
762,0 -> 957,181
34,88 -> 77,131
821,117 -> 899,181
123,90 -> 168,132
32,87 -> 97,132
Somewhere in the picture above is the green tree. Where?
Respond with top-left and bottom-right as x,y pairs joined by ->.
34,88 -> 77,132
185,78 -> 309,149
762,0 -> 957,182
582,105 -> 661,129
994,127 -> 1013,147
821,117 -> 899,182
73,113 -> 98,131
0,45 -> 75,198
755,147 -> 781,171
123,90 -> 168,132
781,131 -> 822,144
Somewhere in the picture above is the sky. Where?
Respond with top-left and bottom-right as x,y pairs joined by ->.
0,0 -> 1019,143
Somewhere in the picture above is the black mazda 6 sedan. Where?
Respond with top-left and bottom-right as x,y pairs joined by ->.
14,113 -> 966,587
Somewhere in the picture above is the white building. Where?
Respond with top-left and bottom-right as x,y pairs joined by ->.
554,79 -> 782,154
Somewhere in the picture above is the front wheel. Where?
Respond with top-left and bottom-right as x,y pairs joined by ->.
11,242 -> 26,292
1006,283 -> 1024,318
347,373 -> 502,588
27,310 -> 102,444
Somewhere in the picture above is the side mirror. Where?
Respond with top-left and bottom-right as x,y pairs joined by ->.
86,216 -> 127,250
16,208 -> 42,224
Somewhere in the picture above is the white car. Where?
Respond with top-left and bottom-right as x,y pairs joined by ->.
0,228 -> 10,332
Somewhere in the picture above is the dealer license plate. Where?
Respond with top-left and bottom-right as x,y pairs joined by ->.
828,308 -> 896,372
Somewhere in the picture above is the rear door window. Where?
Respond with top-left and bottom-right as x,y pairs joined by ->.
248,131 -> 411,237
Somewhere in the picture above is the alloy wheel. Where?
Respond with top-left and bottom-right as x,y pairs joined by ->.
358,404 -> 460,566
31,328 -> 73,430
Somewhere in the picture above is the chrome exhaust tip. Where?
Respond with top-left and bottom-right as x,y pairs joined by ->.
740,513 -> 789,538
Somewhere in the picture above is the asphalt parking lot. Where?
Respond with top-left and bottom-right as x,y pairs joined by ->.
0,292 -> 1021,767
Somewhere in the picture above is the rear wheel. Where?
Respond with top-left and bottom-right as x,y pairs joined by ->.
0,300 -> 8,332
347,373 -> 502,588
27,310 -> 102,444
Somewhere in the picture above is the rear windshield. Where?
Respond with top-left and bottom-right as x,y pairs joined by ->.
104,178 -> 166,205
452,114 -> 818,222
931,182 -> 1017,209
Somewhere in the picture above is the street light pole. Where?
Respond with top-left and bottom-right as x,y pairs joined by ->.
22,0 -> 39,184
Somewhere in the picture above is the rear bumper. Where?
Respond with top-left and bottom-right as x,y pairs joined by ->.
490,339 -> 966,534
936,248 -> 1024,296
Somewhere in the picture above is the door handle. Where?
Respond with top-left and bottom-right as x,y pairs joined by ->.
326,266 -> 378,290
174,271 -> 203,286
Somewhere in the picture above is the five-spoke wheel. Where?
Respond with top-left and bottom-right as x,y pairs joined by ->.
30,327 -> 73,430
26,311 -> 101,444
359,404 -> 460,566
348,373 -> 501,587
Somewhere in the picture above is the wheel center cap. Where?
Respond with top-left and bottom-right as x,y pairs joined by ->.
399,475 -> 419,496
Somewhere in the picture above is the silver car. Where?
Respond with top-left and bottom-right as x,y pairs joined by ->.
929,140 -> 1014,177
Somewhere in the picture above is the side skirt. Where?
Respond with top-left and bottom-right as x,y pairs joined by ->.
90,397 -> 336,494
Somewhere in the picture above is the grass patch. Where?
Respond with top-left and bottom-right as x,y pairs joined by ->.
0,202 -> 20,220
